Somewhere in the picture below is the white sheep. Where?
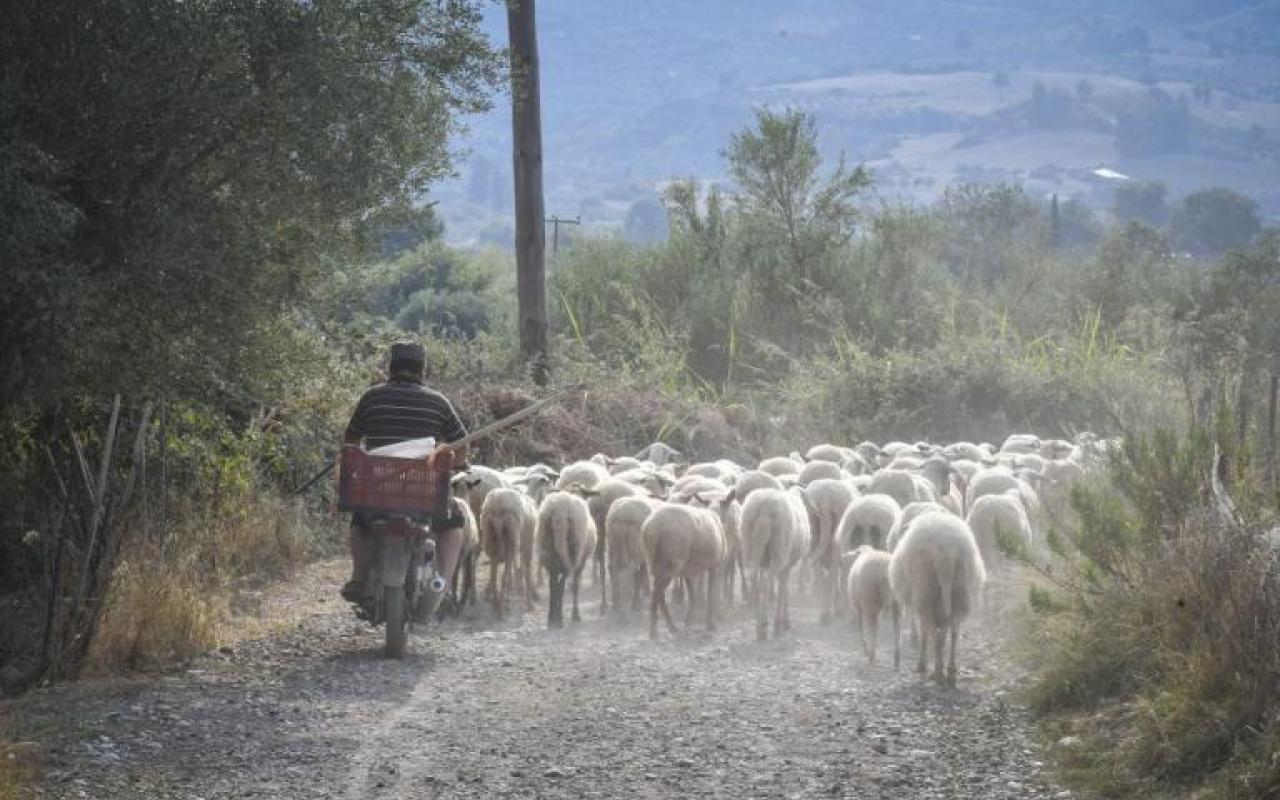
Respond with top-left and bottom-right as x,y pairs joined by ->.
966,491 -> 1034,573
886,501 -> 949,553
642,500 -> 729,639
735,469 -> 783,501
556,460 -> 610,491
685,489 -> 745,605
537,489 -> 598,628
999,434 -> 1040,454
612,467 -> 674,497
452,465 -> 510,522
805,444 -> 851,463
836,493 -> 903,552
606,495 -> 662,613
943,442 -> 986,462
803,478 -> 857,623
758,455 -> 804,477
740,487 -> 812,640
840,453 -> 871,476
586,477 -> 648,614
964,466 -> 1038,515
444,496 -> 480,615
607,455 -> 644,474
670,474 -> 727,498
844,545 -> 899,667
479,487 -> 538,617
889,511 -> 986,686
635,442 -> 682,467
867,468 -> 929,509
853,441 -> 883,465
797,460 -> 844,486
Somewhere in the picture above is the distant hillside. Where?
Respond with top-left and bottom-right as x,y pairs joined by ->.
435,0 -> 1280,246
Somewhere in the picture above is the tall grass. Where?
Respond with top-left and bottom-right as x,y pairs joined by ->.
87,492 -> 339,672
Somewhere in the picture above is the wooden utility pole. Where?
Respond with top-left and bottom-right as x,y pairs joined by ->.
545,214 -> 581,255
508,0 -> 548,384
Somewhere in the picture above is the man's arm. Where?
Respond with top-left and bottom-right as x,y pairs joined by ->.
437,395 -> 469,467
344,389 -> 373,446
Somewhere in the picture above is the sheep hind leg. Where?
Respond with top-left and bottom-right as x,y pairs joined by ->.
868,609 -> 880,664
932,622 -> 948,685
856,608 -> 869,661
754,573 -> 769,641
683,573 -> 698,630
571,567 -> 584,624
660,577 -> 679,637
547,571 -> 565,629
778,569 -> 793,634
597,543 -> 608,616
494,559 -> 506,620
630,566 -> 643,613
892,603 -> 901,671
915,612 -> 929,675
947,620 -> 959,688
705,567 -> 718,632
523,558 -> 535,611
649,575 -> 668,640
819,568 -> 833,625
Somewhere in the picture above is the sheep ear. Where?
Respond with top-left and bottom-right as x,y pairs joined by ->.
724,487 -> 737,503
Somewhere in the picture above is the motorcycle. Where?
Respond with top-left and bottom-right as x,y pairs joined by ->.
355,514 -> 447,658
339,443 -> 456,658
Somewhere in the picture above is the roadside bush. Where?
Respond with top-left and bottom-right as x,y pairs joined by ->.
772,321 -> 1177,447
1025,424 -> 1280,799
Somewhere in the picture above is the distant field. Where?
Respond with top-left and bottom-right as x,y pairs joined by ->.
765,68 -> 1280,131
758,68 -> 1280,212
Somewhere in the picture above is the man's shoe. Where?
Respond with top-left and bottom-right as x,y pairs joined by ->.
340,580 -> 365,604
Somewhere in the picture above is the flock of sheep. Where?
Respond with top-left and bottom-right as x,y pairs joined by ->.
444,433 -> 1109,687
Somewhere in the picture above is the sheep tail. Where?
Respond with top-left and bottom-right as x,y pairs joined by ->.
566,521 -> 580,571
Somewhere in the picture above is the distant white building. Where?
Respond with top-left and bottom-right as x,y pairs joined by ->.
1091,167 -> 1131,182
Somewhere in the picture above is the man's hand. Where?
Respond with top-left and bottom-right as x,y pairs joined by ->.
438,441 -> 470,468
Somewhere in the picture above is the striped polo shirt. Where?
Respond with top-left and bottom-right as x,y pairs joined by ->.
344,380 -> 467,450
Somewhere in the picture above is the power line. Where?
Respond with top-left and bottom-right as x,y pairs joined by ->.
544,214 -> 581,255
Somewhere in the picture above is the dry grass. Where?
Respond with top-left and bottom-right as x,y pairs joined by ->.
0,741 -> 35,800
86,492 -> 342,672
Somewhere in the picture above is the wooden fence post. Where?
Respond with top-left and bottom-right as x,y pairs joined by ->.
1267,373 -> 1277,494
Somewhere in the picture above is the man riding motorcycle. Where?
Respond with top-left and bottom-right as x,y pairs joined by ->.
340,342 -> 470,609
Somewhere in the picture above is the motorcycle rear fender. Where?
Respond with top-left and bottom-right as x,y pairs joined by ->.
380,534 -> 417,589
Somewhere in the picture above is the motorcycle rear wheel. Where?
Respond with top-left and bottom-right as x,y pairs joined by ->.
384,586 -> 408,658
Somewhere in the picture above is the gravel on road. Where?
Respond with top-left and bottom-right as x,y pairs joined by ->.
3,560 -> 1067,799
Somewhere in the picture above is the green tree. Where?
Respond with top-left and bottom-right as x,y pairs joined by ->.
1170,188 -> 1262,257
725,108 -> 870,354
0,0 -> 502,410
726,108 -> 870,287
940,183 -> 1043,285
1084,222 -> 1173,328
1113,180 -> 1169,227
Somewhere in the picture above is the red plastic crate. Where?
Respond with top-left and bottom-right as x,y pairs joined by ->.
336,445 -> 451,516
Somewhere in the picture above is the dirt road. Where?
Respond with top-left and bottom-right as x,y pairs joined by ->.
5,561 -> 1067,799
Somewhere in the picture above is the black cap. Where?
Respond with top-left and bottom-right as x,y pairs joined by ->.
389,342 -> 425,368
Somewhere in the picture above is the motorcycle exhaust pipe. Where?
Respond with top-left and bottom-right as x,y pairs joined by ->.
422,539 -> 436,561
428,574 -> 447,595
